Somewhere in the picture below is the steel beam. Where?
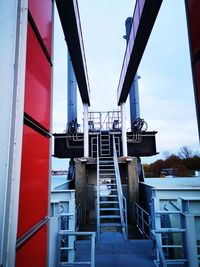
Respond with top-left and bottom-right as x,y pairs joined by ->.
117,0 -> 163,105
56,0 -> 90,105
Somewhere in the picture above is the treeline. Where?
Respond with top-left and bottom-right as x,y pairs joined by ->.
143,146 -> 200,177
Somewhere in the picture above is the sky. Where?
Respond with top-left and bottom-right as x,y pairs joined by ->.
52,0 -> 199,169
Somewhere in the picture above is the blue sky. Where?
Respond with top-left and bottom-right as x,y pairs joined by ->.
52,0 -> 199,169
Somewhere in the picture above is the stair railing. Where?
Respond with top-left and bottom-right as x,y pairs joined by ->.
96,137 -> 100,241
113,137 -> 128,240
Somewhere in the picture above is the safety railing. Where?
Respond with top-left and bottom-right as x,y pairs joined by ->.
59,231 -> 95,267
134,202 -> 151,239
151,230 -> 167,267
113,137 -> 128,240
151,228 -> 187,267
133,202 -> 188,266
88,110 -> 121,131
96,137 -> 100,241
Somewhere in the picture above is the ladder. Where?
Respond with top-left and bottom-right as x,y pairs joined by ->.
100,131 -> 110,156
96,137 -> 127,241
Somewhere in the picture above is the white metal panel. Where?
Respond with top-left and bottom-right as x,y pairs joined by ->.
0,0 -> 28,265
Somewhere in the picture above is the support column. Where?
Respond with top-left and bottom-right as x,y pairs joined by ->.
67,52 -> 77,125
129,76 -> 140,129
121,102 -> 128,157
83,103 -> 89,157
124,17 -> 140,129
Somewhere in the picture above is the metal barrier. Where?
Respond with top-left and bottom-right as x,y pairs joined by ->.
96,137 -> 100,241
134,202 -> 151,239
88,110 -> 121,131
133,202 -> 188,266
59,231 -> 95,267
113,138 -> 128,239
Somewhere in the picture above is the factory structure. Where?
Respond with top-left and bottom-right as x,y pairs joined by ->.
0,0 -> 200,266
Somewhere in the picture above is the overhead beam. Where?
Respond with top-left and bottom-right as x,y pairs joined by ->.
56,0 -> 90,105
117,0 -> 163,105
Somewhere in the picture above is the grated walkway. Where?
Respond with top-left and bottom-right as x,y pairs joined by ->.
75,233 -> 155,267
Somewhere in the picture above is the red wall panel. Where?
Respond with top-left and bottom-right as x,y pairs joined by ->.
188,0 -> 200,54
29,0 -> 52,55
194,60 -> 200,115
16,225 -> 47,267
186,0 -> 200,137
17,125 -> 49,238
24,23 -> 51,131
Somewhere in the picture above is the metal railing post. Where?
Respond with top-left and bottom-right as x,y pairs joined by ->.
96,138 -> 100,241
91,233 -> 95,267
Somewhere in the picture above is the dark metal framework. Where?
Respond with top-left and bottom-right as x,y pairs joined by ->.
56,0 -> 90,105
117,0 -> 163,104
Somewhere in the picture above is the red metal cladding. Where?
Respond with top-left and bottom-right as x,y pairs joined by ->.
194,61 -> 200,115
17,125 -> 49,238
16,224 -> 47,267
29,0 -> 52,56
24,23 -> 51,131
186,0 -> 200,136
188,0 -> 200,55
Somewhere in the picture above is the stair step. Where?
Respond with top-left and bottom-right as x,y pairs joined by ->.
99,173 -> 115,175
99,189 -> 117,192
100,208 -> 120,211
100,201 -> 119,204
100,223 -> 121,227
99,156 -> 113,158
100,215 -> 120,219
99,164 -> 114,167
100,195 -> 118,198
99,179 -> 116,181
100,168 -> 114,170
99,160 -> 114,162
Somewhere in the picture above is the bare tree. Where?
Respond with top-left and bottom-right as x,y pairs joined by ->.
178,146 -> 193,159
162,151 -> 170,159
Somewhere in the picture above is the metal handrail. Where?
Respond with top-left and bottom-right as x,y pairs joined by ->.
134,202 -> 151,238
134,203 -> 187,266
88,111 -> 121,131
113,137 -> 128,239
151,230 -> 167,267
59,231 -> 95,267
96,137 -> 100,241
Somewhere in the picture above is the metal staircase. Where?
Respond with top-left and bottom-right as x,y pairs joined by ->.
100,131 -> 110,156
96,135 -> 127,241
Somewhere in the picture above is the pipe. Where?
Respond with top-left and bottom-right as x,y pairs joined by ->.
121,102 -> 128,157
83,103 -> 89,157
